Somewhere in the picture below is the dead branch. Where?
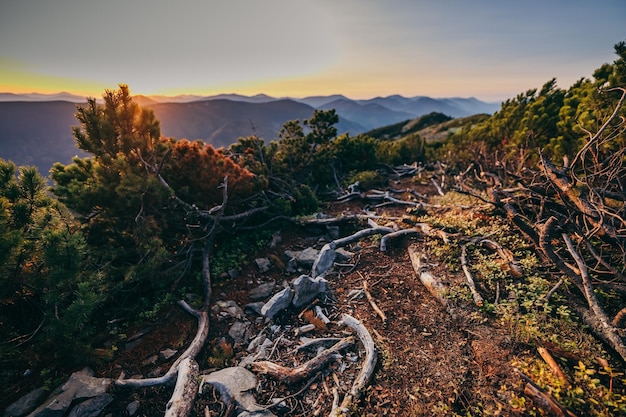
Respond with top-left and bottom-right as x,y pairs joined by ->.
164,358 -> 200,417
333,226 -> 394,248
517,369 -> 577,417
408,245 -> 448,308
537,347 -> 569,387
362,277 -> 387,323
562,233 -> 626,363
480,238 -> 524,278
431,177 -> 445,196
460,244 -> 484,307
329,314 -> 378,417
380,228 -> 421,252
251,337 -> 354,385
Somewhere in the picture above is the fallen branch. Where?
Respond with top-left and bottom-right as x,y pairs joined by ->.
517,370 -> 577,417
362,276 -> 387,323
164,358 -> 200,417
537,347 -> 569,387
563,233 -> 626,363
251,337 -> 354,385
408,245 -> 448,308
460,244 -> 484,307
480,239 -> 523,278
330,314 -> 377,417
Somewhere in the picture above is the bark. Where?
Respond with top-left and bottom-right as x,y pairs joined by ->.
460,244 -> 484,307
563,234 -> 626,363
251,337 -> 355,385
164,358 -> 200,417
329,314 -> 378,417
408,245 -> 448,308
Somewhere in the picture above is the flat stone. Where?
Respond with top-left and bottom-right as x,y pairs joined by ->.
292,274 -> 328,308
243,302 -> 265,316
248,282 -> 276,301
159,348 -> 178,361
228,321 -> 250,345
335,247 -> 355,261
261,287 -> 294,320
27,368 -> 111,417
255,258 -> 271,273
312,242 -> 336,277
214,300 -> 244,320
67,393 -> 113,417
200,367 -> 276,417
126,400 -> 140,416
3,386 -> 48,417
295,247 -> 320,268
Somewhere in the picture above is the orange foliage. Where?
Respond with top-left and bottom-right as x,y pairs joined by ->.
163,139 -> 257,209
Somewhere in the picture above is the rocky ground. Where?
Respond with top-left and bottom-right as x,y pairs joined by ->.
5,175 -> 613,416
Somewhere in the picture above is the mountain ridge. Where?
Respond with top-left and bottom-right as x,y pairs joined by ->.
0,92 -> 500,176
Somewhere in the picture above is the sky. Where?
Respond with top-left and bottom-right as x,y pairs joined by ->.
1,0 -> 625,102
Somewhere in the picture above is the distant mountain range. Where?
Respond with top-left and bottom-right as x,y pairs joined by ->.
0,92 -> 500,176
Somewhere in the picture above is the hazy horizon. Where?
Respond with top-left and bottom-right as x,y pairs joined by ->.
1,0 -> 625,102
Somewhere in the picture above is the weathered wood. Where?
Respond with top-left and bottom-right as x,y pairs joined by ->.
252,337 -> 354,385
518,370 -> 577,417
537,347 -> 569,387
480,239 -> 523,278
563,233 -> 626,363
164,358 -> 199,417
362,279 -> 387,323
330,314 -> 378,417
408,245 -> 448,308
333,226 -> 394,248
460,244 -> 484,307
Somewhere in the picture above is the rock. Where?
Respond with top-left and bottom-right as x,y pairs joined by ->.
243,301 -> 265,316
228,321 -> 250,345
126,400 -> 140,416
159,348 -> 178,361
295,247 -> 320,268
292,274 -> 328,308
26,368 -> 111,417
261,287 -> 294,320
67,393 -> 113,417
312,242 -> 336,277
141,354 -> 158,366
227,268 -> 239,279
336,247 -> 355,261
255,258 -> 271,273
200,367 -> 276,417
248,282 -> 276,301
270,232 -> 282,248
3,386 -> 48,417
214,300 -> 244,320
326,225 -> 340,240
285,257 -> 298,274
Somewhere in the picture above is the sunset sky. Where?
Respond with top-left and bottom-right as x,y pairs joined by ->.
1,0 -> 624,102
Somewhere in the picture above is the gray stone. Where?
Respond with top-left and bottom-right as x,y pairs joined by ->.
285,257 -> 298,274
3,386 -> 48,417
326,225 -> 340,240
27,368 -> 111,417
227,268 -> 240,279
126,400 -> 140,416
335,247 -> 355,261
159,348 -> 178,361
141,354 -> 158,366
312,242 -> 336,277
270,232 -> 282,248
243,301 -> 265,316
261,287 -> 294,320
67,393 -> 113,417
214,300 -> 244,320
200,367 -> 276,417
292,274 -> 328,308
295,247 -> 320,268
255,258 -> 271,273
248,282 -> 276,301
228,321 -> 250,345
